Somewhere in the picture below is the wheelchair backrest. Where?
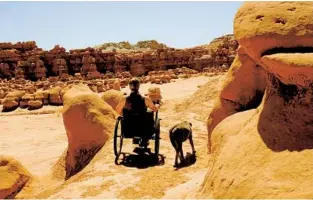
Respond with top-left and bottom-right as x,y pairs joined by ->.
121,109 -> 155,137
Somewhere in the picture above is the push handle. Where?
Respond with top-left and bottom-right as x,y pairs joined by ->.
154,100 -> 161,123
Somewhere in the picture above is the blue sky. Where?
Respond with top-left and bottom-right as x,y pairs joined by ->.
0,1 -> 243,50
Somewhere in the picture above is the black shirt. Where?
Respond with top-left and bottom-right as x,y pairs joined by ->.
123,92 -> 147,115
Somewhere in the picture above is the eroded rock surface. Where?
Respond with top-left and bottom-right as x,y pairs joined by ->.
0,37 -> 238,80
0,156 -> 32,199
60,84 -> 116,179
201,1 -> 313,198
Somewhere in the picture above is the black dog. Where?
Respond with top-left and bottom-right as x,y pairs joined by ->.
169,121 -> 196,167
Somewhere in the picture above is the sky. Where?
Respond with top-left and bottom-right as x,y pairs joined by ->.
0,1 -> 243,50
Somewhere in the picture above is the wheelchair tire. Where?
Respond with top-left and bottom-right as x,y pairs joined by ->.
114,117 -> 123,157
154,118 -> 160,156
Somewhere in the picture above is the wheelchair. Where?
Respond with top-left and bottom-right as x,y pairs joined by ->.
113,105 -> 161,160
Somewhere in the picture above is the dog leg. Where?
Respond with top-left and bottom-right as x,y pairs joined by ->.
189,135 -> 196,155
179,145 -> 185,164
174,149 -> 179,167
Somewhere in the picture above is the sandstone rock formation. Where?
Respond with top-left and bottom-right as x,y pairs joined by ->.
80,52 -> 101,80
0,156 -> 32,199
2,91 -> 25,112
28,100 -> 43,110
0,36 -> 238,80
101,89 -> 124,110
1,98 -> 19,112
61,84 -> 116,179
0,34 -> 237,113
201,1 -> 313,198
34,90 -> 49,105
206,46 -> 267,153
49,86 -> 63,105
0,65 -> 203,112
52,58 -> 68,76
20,93 -> 35,108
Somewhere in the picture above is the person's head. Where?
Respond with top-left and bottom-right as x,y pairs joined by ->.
129,78 -> 140,92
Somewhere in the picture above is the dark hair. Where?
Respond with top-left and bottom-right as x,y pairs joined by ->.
129,78 -> 140,92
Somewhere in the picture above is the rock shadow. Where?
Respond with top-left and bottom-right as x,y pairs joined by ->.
257,78 -> 313,152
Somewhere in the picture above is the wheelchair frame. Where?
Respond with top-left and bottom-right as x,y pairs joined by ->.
113,110 -> 161,159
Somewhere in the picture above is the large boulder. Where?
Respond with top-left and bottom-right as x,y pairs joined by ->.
106,78 -> 121,91
28,100 -> 43,110
1,99 -> 19,112
20,94 -> 35,108
49,86 -> 63,105
206,47 -> 268,153
198,92 -> 313,198
0,156 -> 32,199
234,1 -> 313,87
61,84 -> 116,179
34,91 -> 48,105
1,91 -> 25,112
200,1 -> 313,198
5,91 -> 25,102
207,1 -> 313,151
101,89 -> 124,110
113,78 -> 121,91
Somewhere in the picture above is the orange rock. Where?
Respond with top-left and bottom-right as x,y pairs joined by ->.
5,91 -> 25,102
35,90 -> 49,105
28,100 -> 43,110
48,86 -> 63,105
20,94 -> 35,108
61,84 -> 116,179
200,2 -> 313,198
1,99 -> 19,112
101,89 -> 124,110
234,1 -> 313,87
0,156 -> 32,199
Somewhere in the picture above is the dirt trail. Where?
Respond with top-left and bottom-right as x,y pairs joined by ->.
0,74 -> 225,198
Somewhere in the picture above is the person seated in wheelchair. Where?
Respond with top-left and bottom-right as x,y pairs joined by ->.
115,78 -> 159,147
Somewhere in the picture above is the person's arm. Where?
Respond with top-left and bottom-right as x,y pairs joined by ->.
145,97 -> 159,112
115,97 -> 126,116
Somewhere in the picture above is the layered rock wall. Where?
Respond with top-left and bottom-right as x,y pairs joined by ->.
0,36 -> 238,80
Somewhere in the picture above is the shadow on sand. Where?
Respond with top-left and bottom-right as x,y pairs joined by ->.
115,147 -> 165,169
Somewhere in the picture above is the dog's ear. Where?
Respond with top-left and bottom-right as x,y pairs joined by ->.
189,122 -> 192,127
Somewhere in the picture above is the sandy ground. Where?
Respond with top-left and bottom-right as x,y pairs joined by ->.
0,74 -> 225,198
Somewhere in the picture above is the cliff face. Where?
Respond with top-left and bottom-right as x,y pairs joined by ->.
0,36 -> 238,80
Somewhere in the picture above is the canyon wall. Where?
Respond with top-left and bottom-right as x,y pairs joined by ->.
0,36 -> 238,80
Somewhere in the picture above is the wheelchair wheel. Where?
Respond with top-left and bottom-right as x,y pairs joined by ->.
154,118 -> 160,156
114,117 -> 123,157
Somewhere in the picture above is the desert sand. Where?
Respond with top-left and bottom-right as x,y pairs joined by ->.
2,2 -> 313,199
0,74 -> 225,198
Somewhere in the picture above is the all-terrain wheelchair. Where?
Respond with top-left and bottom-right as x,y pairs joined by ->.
113,105 -> 161,160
